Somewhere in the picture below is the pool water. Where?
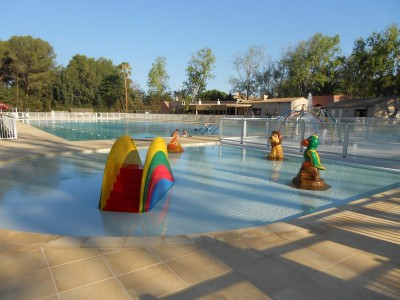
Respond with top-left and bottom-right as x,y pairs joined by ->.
27,119 -> 218,141
0,145 -> 398,236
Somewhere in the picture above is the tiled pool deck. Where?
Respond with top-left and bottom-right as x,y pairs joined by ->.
0,122 -> 399,300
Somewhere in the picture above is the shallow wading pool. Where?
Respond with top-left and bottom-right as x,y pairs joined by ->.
0,145 -> 398,236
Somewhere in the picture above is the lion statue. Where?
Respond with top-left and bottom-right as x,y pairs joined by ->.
268,131 -> 284,160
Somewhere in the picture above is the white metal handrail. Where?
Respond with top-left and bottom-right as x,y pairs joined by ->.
0,115 -> 17,139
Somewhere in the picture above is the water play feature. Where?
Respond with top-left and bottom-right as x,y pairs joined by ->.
99,136 -> 174,213
292,134 -> 329,190
276,94 -> 339,144
267,131 -> 284,160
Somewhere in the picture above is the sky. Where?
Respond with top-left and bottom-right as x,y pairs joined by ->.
1,0 -> 399,94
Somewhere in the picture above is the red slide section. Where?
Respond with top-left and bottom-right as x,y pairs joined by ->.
105,164 -> 143,212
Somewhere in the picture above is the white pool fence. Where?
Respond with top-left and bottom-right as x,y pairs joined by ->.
2,111 -> 399,162
0,115 -> 17,140
219,118 -> 400,162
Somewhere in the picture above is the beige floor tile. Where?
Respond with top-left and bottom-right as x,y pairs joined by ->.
0,229 -> 20,242
236,256 -> 305,295
0,269 -> 57,300
368,240 -> 400,265
96,248 -> 121,254
331,251 -> 389,277
59,278 -> 130,300
229,233 -> 298,256
4,232 -> 58,244
166,250 -> 230,285
0,249 -> 47,280
102,248 -> 161,275
331,251 -> 400,289
122,236 -> 164,247
45,236 -> 86,247
0,242 -> 41,257
189,235 -> 224,250
119,264 -> 187,299
40,295 -> 60,300
44,247 -> 98,267
368,282 -> 400,299
277,227 -> 316,242
51,256 -> 113,292
201,243 -> 264,269
320,227 -> 377,250
309,268 -> 383,299
279,240 -> 360,274
318,210 -> 400,244
162,236 -> 194,246
289,217 -> 334,236
158,287 -> 203,300
257,222 -> 308,235
237,227 -> 277,238
149,245 -> 201,262
273,279 -> 343,300
82,237 -> 124,248
194,271 -> 268,300
207,229 -> 259,242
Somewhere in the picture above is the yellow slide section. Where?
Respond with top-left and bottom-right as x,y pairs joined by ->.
99,136 -> 142,210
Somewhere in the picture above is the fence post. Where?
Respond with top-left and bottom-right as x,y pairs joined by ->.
342,123 -> 350,158
219,119 -> 223,141
13,118 -> 17,139
240,119 -> 246,144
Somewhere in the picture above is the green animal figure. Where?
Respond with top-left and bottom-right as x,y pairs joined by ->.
301,134 -> 326,170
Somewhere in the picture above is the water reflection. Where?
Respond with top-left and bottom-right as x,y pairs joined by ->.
269,160 -> 283,182
100,190 -> 172,236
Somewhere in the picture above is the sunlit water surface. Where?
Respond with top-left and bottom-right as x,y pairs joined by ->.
0,145 -> 398,236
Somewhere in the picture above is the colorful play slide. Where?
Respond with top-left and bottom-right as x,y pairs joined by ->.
99,136 -> 174,213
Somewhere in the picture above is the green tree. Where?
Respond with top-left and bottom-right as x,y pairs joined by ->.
367,24 -> 400,96
0,40 -> 8,83
0,40 -> 12,103
339,24 -> 400,97
55,55 -> 117,109
146,56 -> 170,110
183,48 -> 216,101
147,56 -> 169,95
229,45 -> 265,99
1,36 -> 57,110
97,73 -> 124,110
337,40 -> 371,97
200,89 -> 229,101
256,58 -> 276,98
130,82 -> 146,112
281,33 -> 341,96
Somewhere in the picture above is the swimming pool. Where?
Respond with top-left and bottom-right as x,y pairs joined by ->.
27,119 -> 218,141
1,145 -> 398,237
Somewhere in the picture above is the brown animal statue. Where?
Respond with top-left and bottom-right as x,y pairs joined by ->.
268,131 -> 284,160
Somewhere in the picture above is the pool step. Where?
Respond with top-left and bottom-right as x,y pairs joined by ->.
105,164 -> 144,213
